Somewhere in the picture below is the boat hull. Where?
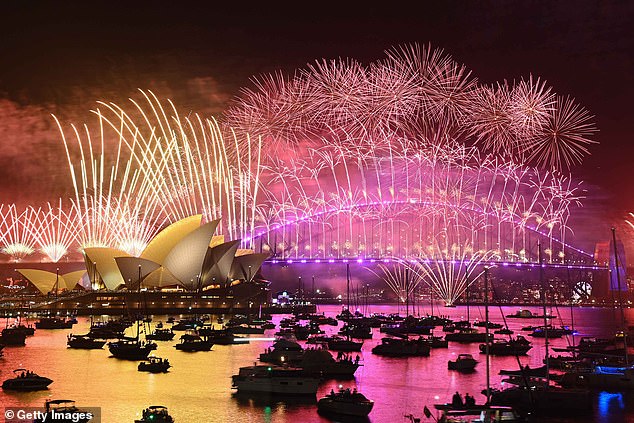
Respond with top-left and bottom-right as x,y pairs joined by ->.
232,376 -> 319,395
317,398 -> 374,416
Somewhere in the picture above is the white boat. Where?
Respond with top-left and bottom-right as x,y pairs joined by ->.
317,387 -> 374,417
434,405 -> 522,422
231,365 -> 319,395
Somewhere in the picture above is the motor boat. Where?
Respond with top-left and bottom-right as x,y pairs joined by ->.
371,337 -> 430,357
327,336 -> 363,352
259,339 -> 304,364
506,309 -> 555,319
108,338 -> 155,360
448,354 -> 478,371
445,328 -> 492,343
34,399 -> 94,423
480,336 -> 532,356
35,317 -> 74,329
1,327 -> 27,345
199,328 -> 248,345
434,404 -> 523,422
231,365 -> 319,395
146,328 -> 175,341
135,406 -> 174,423
138,356 -> 171,373
317,387 -> 374,417
174,333 -> 213,351
67,334 -> 106,349
2,369 -> 52,391
297,348 -> 360,378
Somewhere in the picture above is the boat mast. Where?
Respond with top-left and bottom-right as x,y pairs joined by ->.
405,266 -> 409,317
611,227 -> 628,366
484,266 -> 490,404
539,242 -> 550,388
466,276 -> 470,323
346,263 -> 350,314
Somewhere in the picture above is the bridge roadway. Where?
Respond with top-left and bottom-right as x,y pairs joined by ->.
265,257 -> 607,271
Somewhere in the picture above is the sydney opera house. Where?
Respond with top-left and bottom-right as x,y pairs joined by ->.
12,215 -> 272,314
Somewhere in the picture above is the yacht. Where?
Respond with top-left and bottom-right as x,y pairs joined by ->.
199,328 -> 248,345
372,337 -> 430,357
479,336 -> 532,356
135,406 -> 174,423
231,365 -> 319,395
35,317 -> 74,329
506,309 -> 555,319
108,338 -> 155,360
317,387 -> 374,417
297,348 -> 360,378
67,334 -> 106,349
1,327 -> 27,345
146,328 -> 175,341
327,336 -> 363,352
434,405 -> 523,422
445,328 -> 492,343
174,333 -> 213,351
259,339 -> 304,364
34,400 -> 94,423
2,369 -> 53,391
448,354 -> 478,371
138,356 -> 171,373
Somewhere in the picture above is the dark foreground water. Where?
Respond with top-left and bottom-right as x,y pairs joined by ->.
1,305 -> 634,423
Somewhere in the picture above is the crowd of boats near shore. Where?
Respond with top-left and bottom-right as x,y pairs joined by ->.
2,304 -> 634,422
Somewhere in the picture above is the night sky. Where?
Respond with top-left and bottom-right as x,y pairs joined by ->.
0,1 -> 632,248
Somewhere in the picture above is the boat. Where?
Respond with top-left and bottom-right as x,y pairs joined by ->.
146,328 -> 175,341
138,356 -> 171,373
448,354 -> 478,371
67,334 -> 106,349
199,328 -> 248,345
317,387 -> 374,417
422,334 -> 448,348
226,323 -> 265,334
327,336 -> 363,352
171,318 -> 204,331
479,336 -> 532,356
473,320 -> 503,329
35,317 -> 74,329
445,327 -> 492,343
529,325 -> 575,338
297,348 -> 360,378
6,323 -> 35,337
0,326 -> 27,345
506,309 -> 555,319
2,369 -> 53,391
499,365 -> 548,377
134,406 -> 174,423
371,337 -> 430,357
231,364 -> 319,395
174,333 -> 213,352
34,399 -> 94,423
87,320 -> 126,339
259,339 -> 304,364
108,338 -> 155,360
433,405 -> 523,422
494,328 -> 514,335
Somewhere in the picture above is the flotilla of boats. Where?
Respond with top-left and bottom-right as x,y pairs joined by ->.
4,301 -> 634,422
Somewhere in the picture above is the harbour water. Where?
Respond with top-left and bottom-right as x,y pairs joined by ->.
1,305 -> 633,422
